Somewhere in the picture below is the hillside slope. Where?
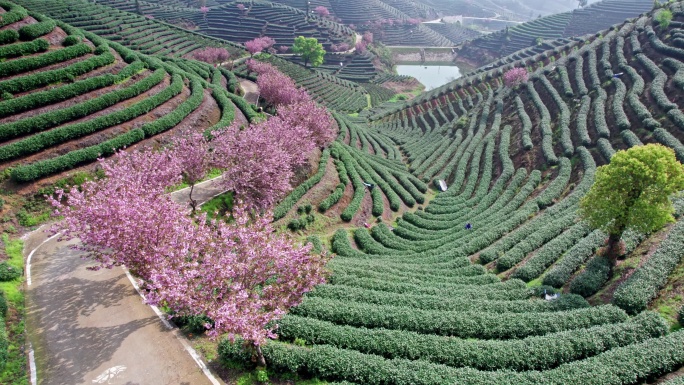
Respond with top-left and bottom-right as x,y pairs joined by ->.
0,1 -> 254,187
234,2 -> 684,383
457,0 -> 653,66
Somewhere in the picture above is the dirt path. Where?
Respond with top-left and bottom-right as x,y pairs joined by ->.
239,78 -> 259,105
24,176 -> 228,385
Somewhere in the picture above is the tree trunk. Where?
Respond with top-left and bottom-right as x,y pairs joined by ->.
135,0 -> 142,15
605,232 -> 623,261
189,184 -> 197,213
255,345 -> 266,367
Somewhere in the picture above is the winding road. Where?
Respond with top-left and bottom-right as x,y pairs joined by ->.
25,178 -> 226,385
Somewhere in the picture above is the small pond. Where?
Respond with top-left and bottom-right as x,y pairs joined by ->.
395,64 -> 464,91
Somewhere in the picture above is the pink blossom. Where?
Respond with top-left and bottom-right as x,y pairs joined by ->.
200,6 -> 209,13
314,6 -> 330,17
244,36 -> 276,56
355,40 -> 367,54
49,144 -> 331,356
503,67 -> 528,88
362,31 -> 373,44
237,3 -> 245,11
331,43 -> 350,52
193,47 -> 230,64
247,60 -> 310,107
278,45 -> 289,54
278,100 -> 335,149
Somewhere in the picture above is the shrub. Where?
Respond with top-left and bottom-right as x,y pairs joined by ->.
0,261 -> 20,282
62,35 -> 80,46
569,256 -> 612,297
18,20 -> 56,40
0,313 -> 6,372
220,327 -> 684,385
614,220 -> 684,314
0,38 -> 48,59
172,314 -> 213,334
0,29 -> 18,45
0,292 -> 6,318
656,9 -> 673,28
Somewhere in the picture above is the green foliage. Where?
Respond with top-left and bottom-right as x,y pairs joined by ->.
292,36 -> 325,67
569,256 -> 612,297
0,292 -> 6,318
62,35 -> 81,47
18,20 -> 56,40
220,328 -> 684,385
0,38 -> 48,59
276,311 -> 664,372
291,296 -> 627,339
0,61 -> 143,119
0,263 -> 20,283
172,314 -> 213,334
200,192 -> 234,220
614,219 -> 684,314
0,30 -> 18,45
0,66 -> 164,143
0,50 -> 116,94
579,144 -> 684,237
0,42 -> 91,78
0,313 -> 6,373
656,9 -> 673,28
274,149 -> 330,220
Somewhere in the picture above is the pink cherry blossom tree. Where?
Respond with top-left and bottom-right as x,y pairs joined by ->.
247,60 -> 309,107
193,47 -> 230,66
244,36 -> 276,56
331,43 -> 349,52
172,132 -> 210,212
211,123 -> 295,210
503,67 -> 529,88
49,145 -> 331,366
314,5 -> 330,17
277,45 -> 289,54
145,205 -> 329,365
355,40 -> 367,54
277,100 -> 335,149
48,148 -> 183,280
362,31 -> 373,44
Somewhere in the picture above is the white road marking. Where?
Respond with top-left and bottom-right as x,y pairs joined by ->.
92,365 -> 127,384
29,342 -> 37,385
26,231 -> 61,286
122,267 -> 221,385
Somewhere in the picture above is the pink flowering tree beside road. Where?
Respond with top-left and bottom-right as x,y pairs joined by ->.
48,57 -> 336,366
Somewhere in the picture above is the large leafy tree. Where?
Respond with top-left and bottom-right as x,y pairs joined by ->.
579,144 -> 684,259
292,36 -> 325,67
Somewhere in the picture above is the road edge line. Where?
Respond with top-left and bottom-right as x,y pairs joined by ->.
123,267 -> 222,385
26,228 -> 60,287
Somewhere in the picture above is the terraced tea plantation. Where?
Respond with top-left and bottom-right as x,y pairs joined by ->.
219,2 -> 684,383
5,0 -> 684,383
459,0 -> 654,65
0,1 -> 252,183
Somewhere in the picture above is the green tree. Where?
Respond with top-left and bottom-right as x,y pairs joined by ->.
135,0 -> 142,15
579,144 -> 684,260
292,36 -> 325,67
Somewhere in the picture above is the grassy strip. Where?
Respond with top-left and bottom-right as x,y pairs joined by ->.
0,234 -> 27,384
